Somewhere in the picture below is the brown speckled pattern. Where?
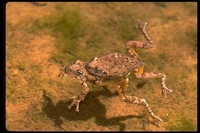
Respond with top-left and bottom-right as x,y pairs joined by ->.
86,53 -> 144,78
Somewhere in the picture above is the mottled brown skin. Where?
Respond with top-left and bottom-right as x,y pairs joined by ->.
86,52 -> 144,78
65,52 -> 144,86
58,19 -> 172,127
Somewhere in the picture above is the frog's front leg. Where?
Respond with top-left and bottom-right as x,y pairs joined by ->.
68,82 -> 89,112
134,68 -> 172,98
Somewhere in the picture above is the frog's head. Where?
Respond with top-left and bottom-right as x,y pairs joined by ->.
58,60 -> 88,82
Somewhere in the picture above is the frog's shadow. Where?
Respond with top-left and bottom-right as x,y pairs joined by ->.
42,88 -> 145,131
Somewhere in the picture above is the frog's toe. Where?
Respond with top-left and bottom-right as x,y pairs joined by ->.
162,87 -> 172,98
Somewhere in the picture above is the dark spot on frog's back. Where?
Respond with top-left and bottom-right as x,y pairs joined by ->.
121,60 -> 125,63
118,65 -> 122,69
125,57 -> 129,62
108,59 -> 111,62
111,65 -> 115,69
122,71 -> 127,75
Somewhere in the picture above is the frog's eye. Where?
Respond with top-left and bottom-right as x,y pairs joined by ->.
77,70 -> 83,75
95,67 -> 102,72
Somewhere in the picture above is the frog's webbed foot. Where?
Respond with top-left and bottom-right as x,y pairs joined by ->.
68,97 -> 82,112
137,19 -> 148,30
153,117 -> 163,127
137,19 -> 154,45
68,82 -> 89,112
161,85 -> 172,98
125,96 -> 163,127
134,70 -> 172,98
160,74 -> 172,98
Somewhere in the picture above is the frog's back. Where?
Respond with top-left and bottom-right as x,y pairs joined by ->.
85,52 -> 144,78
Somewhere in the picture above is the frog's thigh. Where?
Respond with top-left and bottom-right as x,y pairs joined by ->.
119,77 -> 129,93
113,80 -> 125,99
134,66 -> 160,79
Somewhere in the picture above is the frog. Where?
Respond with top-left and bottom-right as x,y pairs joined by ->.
58,19 -> 172,127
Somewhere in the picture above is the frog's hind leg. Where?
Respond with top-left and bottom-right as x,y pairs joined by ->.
134,67 -> 172,98
113,77 -> 129,100
68,82 -> 89,112
113,77 -> 163,127
125,19 -> 154,57
125,95 -> 163,127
